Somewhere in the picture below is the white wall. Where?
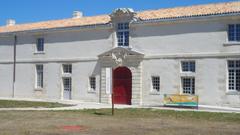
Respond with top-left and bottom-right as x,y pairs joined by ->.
0,36 -> 14,97
0,16 -> 239,107
15,29 -> 112,60
0,36 -> 13,61
14,63 -> 35,98
141,59 -> 179,106
131,19 -> 240,55
0,64 -> 13,97
12,61 -> 101,101
72,61 -> 101,102
141,58 -> 240,107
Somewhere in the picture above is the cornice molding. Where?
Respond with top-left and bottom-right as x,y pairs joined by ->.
1,52 -> 240,64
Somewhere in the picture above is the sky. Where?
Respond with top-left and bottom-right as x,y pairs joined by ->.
0,0 -> 238,26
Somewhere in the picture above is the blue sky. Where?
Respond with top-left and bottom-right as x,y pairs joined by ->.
0,0 -> 237,26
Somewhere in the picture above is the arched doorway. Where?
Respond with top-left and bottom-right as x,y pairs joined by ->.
113,67 -> 132,105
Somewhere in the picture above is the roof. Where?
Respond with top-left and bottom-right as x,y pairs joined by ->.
0,1 -> 239,34
137,1 -> 240,20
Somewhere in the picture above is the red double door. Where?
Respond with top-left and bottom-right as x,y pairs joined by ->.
113,67 -> 132,105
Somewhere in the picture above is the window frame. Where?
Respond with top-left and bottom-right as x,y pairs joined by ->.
35,64 -> 44,89
150,76 -> 160,94
228,24 -> 240,42
181,61 -> 196,73
89,76 -> 96,92
36,38 -> 45,53
62,77 -> 72,100
227,60 -> 240,93
116,22 -> 130,47
181,77 -> 195,95
63,77 -> 72,91
62,64 -> 72,74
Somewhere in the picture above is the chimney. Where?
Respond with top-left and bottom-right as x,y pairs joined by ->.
6,19 -> 16,26
72,11 -> 83,18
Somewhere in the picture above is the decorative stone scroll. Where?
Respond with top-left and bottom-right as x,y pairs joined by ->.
98,47 -> 144,67
110,8 -> 138,22
111,50 -> 127,66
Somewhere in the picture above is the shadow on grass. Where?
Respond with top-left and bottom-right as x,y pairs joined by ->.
84,109 -> 114,116
93,111 -> 107,115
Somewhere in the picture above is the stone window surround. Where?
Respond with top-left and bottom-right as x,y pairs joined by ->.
88,76 -> 97,93
226,59 -> 240,95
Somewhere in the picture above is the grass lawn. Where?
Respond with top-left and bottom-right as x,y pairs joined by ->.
0,100 -> 71,108
0,109 -> 239,135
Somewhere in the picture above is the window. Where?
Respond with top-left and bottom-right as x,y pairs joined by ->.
228,60 -> 240,91
117,22 -> 129,46
63,64 -> 72,74
181,61 -> 195,72
228,24 -> 240,42
151,76 -> 160,92
182,77 -> 195,94
36,38 -> 44,52
89,77 -> 96,91
36,65 -> 43,88
63,78 -> 72,92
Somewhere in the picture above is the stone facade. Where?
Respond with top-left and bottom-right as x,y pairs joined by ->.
0,6 -> 240,107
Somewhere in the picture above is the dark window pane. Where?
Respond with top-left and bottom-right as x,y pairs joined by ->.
236,24 -> 240,41
117,23 -> 129,47
228,24 -> 235,41
36,38 -> 44,52
182,61 -> 195,72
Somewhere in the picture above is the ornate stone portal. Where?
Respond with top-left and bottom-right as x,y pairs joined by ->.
97,8 -> 144,105
98,47 -> 144,105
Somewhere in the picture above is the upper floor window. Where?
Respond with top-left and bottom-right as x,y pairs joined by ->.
228,60 -> 240,91
36,38 -> 44,52
181,61 -> 195,72
62,64 -> 72,74
228,24 -> 240,42
117,23 -> 129,47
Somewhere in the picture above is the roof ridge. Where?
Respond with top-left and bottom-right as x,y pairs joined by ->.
137,1 -> 239,13
0,14 -> 109,28
2,1 -> 238,28
137,0 -> 240,13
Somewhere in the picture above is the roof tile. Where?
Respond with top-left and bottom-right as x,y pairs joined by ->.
0,1 -> 239,33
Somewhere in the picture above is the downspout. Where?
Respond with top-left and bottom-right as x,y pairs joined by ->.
12,34 -> 17,98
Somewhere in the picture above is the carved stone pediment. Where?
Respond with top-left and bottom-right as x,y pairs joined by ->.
110,8 -> 138,22
98,47 -> 144,66
110,8 -> 135,18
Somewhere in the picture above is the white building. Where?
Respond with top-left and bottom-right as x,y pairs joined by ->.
0,1 -> 239,107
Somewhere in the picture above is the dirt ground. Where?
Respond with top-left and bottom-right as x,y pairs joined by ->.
0,109 -> 239,135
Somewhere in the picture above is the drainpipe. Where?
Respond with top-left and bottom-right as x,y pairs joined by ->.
12,34 -> 17,98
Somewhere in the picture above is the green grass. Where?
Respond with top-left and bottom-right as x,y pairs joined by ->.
0,109 -> 240,135
78,108 -> 240,123
0,100 -> 71,108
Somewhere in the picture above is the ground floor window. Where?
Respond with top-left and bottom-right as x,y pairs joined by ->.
63,78 -> 72,92
89,76 -> 96,91
36,64 -> 43,88
151,76 -> 160,92
63,77 -> 72,99
182,77 -> 195,94
228,60 -> 240,91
